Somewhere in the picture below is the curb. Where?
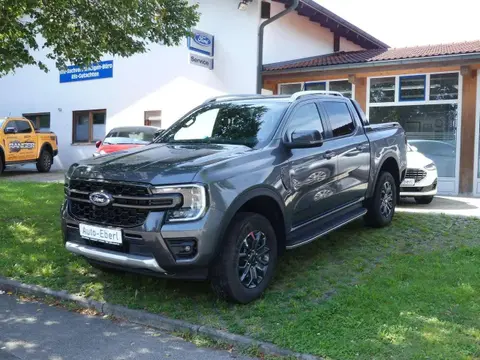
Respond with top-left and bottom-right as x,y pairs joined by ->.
0,277 -> 321,360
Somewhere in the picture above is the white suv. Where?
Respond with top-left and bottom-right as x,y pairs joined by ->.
400,144 -> 438,204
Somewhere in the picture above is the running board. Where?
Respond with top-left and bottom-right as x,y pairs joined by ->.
286,209 -> 367,250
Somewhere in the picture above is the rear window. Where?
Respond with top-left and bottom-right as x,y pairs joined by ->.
104,128 -> 157,145
323,101 -> 355,138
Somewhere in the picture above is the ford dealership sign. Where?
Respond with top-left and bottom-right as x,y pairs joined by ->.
194,34 -> 212,47
188,29 -> 214,57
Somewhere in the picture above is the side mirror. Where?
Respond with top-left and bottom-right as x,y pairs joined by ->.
284,129 -> 323,149
4,127 -> 16,134
95,140 -> 102,148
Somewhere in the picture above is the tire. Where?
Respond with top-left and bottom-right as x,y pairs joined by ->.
415,196 -> 434,205
36,149 -> 53,173
0,155 -> 3,176
364,171 -> 397,228
210,212 -> 278,304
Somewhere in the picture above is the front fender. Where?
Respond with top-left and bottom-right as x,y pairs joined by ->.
212,185 -> 286,255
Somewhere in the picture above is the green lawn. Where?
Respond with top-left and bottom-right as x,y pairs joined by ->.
1,181 -> 480,360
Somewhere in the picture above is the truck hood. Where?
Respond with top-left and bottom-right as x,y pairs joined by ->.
70,143 -> 251,184
407,150 -> 434,169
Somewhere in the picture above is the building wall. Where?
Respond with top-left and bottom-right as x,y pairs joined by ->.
263,2 -> 334,64
460,70 -> 477,193
340,38 -> 364,52
0,0 -> 262,168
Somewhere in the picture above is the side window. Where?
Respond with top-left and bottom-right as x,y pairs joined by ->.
323,101 -> 355,137
288,103 -> 324,136
16,120 -> 33,134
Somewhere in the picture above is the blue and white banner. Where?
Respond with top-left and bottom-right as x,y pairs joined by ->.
60,60 -> 113,83
187,29 -> 214,57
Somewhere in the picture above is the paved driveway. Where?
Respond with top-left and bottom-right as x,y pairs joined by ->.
0,294 -> 254,360
1,169 -> 64,183
398,196 -> 480,218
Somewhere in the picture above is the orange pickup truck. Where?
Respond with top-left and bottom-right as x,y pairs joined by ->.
0,117 -> 58,175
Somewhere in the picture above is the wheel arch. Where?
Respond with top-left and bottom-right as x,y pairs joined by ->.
368,156 -> 401,200
215,186 -> 287,256
38,142 -> 53,159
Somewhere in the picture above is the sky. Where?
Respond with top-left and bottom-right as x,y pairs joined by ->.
316,0 -> 480,48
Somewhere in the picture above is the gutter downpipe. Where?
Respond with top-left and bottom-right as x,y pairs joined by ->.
256,0 -> 300,94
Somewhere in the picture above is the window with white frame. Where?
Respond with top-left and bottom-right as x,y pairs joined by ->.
278,79 -> 354,98
368,72 -> 460,178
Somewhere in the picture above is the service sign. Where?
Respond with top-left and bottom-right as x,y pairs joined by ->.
60,60 -> 113,83
189,53 -> 214,70
188,29 -> 214,57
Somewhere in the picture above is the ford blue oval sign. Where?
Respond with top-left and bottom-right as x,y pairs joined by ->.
188,29 -> 214,57
194,34 -> 211,47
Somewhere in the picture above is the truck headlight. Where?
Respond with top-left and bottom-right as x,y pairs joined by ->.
151,184 -> 207,222
64,164 -> 79,187
424,163 -> 436,171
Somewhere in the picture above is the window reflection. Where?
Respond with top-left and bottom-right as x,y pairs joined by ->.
370,77 -> 395,103
430,73 -> 459,100
370,104 -> 457,177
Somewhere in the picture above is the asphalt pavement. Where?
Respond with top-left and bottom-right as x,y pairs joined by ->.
0,294 -> 255,360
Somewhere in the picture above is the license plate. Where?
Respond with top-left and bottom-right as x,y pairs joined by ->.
79,224 -> 122,245
401,178 -> 415,186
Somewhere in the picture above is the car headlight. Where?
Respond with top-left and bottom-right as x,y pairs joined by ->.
151,184 -> 207,222
424,163 -> 436,171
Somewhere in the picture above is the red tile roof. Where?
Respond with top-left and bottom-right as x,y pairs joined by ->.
264,40 -> 480,72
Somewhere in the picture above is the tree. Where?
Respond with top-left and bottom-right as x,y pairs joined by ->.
0,0 -> 199,76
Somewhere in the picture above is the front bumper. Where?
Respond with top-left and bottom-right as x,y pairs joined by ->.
61,200 -> 225,279
400,168 -> 438,197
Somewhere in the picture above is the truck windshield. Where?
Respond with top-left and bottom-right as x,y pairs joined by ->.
155,100 -> 289,148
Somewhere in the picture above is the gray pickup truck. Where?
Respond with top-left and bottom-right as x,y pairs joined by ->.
61,91 -> 407,303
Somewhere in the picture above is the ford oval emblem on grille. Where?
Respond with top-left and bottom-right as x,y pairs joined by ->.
89,192 -> 113,207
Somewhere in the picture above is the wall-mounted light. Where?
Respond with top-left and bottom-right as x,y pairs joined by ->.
238,0 -> 253,11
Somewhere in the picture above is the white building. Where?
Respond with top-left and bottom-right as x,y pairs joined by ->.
0,0 -> 385,168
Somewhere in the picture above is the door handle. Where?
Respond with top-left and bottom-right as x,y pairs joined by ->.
356,144 -> 368,151
323,151 -> 336,160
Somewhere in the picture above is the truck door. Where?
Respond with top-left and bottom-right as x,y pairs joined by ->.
15,120 -> 37,161
319,99 -> 371,206
4,120 -> 36,162
282,101 -> 338,228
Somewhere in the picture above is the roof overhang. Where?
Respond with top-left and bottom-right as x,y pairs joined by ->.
263,52 -> 480,76
273,0 -> 388,49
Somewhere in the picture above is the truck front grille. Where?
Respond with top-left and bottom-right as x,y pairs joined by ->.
405,169 -> 427,182
69,179 -> 150,197
70,201 -> 150,227
67,180 -> 181,227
